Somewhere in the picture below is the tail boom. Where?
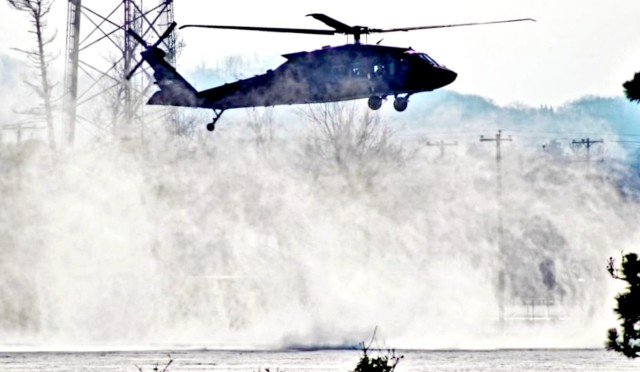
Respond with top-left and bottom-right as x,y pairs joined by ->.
140,47 -> 200,108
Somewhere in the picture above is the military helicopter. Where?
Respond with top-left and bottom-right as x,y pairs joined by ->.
127,14 -> 534,131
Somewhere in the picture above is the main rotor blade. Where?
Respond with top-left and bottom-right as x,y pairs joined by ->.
127,29 -> 148,48
375,18 -> 536,33
306,13 -> 353,33
179,24 -> 335,36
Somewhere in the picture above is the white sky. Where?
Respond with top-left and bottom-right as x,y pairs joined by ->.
1,0 -> 640,106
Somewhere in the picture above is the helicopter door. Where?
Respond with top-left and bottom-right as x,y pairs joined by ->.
341,64 -> 368,97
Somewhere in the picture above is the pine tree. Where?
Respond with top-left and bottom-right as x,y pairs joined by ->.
606,253 -> 640,358
623,72 -> 640,104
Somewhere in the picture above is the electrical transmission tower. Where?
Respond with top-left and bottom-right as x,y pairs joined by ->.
63,0 -> 176,146
480,129 -> 512,324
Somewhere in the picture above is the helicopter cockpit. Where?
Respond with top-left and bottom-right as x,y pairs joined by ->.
405,50 -> 440,67
416,53 -> 440,67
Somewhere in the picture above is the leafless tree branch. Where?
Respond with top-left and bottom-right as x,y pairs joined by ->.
298,102 -> 404,187
6,0 -> 58,149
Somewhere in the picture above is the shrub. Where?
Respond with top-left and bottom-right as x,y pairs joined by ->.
352,345 -> 402,372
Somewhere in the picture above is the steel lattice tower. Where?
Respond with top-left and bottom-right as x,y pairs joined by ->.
63,0 -> 175,146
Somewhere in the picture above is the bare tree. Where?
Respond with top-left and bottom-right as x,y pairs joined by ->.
245,108 -> 275,149
7,0 -> 57,149
298,102 -> 404,186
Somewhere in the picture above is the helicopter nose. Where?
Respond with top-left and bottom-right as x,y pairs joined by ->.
439,67 -> 457,87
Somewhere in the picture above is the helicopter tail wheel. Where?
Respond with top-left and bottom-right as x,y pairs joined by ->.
393,96 -> 409,112
368,96 -> 383,110
206,109 -> 224,132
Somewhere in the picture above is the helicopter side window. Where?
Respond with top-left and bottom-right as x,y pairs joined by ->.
373,64 -> 385,75
388,61 -> 396,75
368,63 -> 389,80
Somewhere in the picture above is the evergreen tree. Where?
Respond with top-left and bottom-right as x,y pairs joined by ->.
606,253 -> 640,358
623,72 -> 640,104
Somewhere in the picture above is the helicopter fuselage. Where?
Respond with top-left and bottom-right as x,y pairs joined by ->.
191,44 -> 456,110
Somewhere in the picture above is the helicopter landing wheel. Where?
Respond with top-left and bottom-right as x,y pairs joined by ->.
368,96 -> 383,110
206,122 -> 215,132
393,96 -> 409,112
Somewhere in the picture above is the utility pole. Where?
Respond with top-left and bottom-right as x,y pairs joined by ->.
1,124 -> 23,144
63,0 -> 81,146
1,122 -> 39,145
426,140 -> 458,158
571,138 -> 603,164
480,129 -> 512,325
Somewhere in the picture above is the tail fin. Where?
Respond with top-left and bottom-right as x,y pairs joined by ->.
139,47 -> 199,107
127,24 -> 199,108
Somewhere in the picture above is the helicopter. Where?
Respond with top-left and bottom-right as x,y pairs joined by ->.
127,14 -> 534,131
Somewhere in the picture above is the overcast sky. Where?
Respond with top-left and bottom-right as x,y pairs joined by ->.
1,0 -> 639,107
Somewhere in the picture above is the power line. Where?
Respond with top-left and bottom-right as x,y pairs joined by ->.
425,140 -> 458,158
415,128 -> 640,139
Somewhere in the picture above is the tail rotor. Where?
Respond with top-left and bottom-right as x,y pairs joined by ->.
126,22 -> 177,80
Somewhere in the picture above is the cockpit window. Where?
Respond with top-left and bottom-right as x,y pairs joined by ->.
405,50 -> 439,66
418,53 -> 439,66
